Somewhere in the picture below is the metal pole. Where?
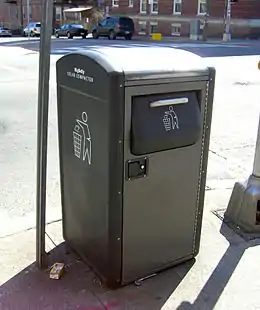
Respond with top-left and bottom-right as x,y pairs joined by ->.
224,67 -> 260,233
52,2 -> 56,33
148,0 -> 152,35
20,0 -> 23,32
202,0 -> 211,41
253,114 -> 260,178
27,0 -> 30,39
223,0 -> 231,41
36,0 -> 53,268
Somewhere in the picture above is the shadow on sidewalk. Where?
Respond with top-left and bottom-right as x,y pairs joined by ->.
176,219 -> 260,310
0,242 -> 194,310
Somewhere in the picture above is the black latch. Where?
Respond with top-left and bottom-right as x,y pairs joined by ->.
126,157 -> 148,180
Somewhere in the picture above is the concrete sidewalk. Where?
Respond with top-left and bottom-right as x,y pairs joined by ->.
1,188 -> 260,310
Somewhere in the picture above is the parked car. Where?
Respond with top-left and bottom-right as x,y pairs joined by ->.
23,22 -> 41,37
55,24 -> 88,39
92,16 -> 135,40
0,27 -> 12,37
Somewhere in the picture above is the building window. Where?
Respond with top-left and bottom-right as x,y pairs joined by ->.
56,7 -> 62,21
140,0 -> 146,13
129,0 -> 134,7
112,0 -> 119,7
150,21 -> 158,34
138,21 -> 146,35
63,7 -> 70,20
171,23 -> 181,36
22,6 -> 32,19
198,0 -> 207,15
173,0 -> 182,15
22,6 -> 27,18
151,0 -> 158,14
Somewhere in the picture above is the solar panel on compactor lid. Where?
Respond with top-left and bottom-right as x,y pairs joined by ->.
82,46 -> 209,77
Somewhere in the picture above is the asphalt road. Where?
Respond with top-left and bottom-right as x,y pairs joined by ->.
1,36 -> 260,57
0,37 -> 260,239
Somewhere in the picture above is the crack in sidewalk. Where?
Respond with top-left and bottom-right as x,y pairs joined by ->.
209,149 -> 227,160
0,218 -> 61,239
220,144 -> 255,151
206,186 -> 234,191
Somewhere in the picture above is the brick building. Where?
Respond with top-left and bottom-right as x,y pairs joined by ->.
0,0 -> 91,32
0,0 -> 20,30
105,0 -> 260,38
0,0 -> 44,31
1,0 -> 260,38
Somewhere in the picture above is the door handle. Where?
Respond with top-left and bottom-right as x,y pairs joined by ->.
150,97 -> 188,108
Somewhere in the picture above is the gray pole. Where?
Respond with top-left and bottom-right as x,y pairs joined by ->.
252,115 -> 260,178
203,0 -> 211,41
36,0 -> 53,268
27,0 -> 30,39
223,0 -> 231,41
224,63 -> 260,234
20,0 -> 23,31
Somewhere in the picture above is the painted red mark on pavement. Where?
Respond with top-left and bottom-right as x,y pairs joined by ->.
77,306 -> 104,310
235,43 -> 250,46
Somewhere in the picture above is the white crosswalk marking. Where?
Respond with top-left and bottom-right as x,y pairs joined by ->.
51,43 -> 162,54
50,41 -> 244,55
66,46 -> 85,50
53,49 -> 72,54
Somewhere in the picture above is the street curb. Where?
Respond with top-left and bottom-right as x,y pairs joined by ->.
132,36 -> 260,46
0,46 -> 37,56
0,38 -> 40,46
2,35 -> 259,47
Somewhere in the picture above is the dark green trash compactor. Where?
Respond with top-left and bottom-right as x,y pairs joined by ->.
56,46 -> 215,288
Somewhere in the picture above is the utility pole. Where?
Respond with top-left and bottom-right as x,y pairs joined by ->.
252,115 -> 260,178
26,0 -> 30,39
225,113 -> 260,234
202,0 -> 211,41
147,0 -> 152,35
20,0 -> 23,31
223,0 -> 231,41
52,1 -> 56,32
225,60 -> 260,236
